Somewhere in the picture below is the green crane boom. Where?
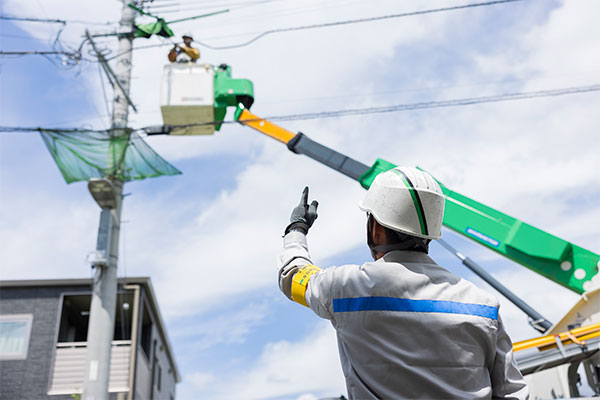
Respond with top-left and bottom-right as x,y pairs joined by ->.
155,64 -> 598,294
234,105 -> 599,294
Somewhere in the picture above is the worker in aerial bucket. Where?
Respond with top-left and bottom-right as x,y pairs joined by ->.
278,167 -> 528,399
168,32 -> 200,63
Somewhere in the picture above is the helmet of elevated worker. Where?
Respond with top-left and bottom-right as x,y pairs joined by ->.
359,166 -> 445,241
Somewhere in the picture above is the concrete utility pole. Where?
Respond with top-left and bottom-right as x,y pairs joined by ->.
83,1 -> 136,399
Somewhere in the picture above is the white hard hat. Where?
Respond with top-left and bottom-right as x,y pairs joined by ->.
359,166 -> 445,240
182,32 -> 193,39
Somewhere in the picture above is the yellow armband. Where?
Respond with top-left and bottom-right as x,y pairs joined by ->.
291,264 -> 321,307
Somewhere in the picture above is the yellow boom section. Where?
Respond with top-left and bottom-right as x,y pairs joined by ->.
235,107 -> 295,144
513,322 -> 600,352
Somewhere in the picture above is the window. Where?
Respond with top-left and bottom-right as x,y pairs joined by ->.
140,305 -> 153,359
156,364 -> 162,391
58,295 -> 90,342
0,314 -> 33,360
57,293 -> 133,343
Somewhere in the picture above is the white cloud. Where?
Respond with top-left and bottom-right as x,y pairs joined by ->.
183,321 -> 346,400
2,1 -> 600,399
0,188 -> 98,279
187,371 -> 215,390
170,301 -> 269,350
296,395 -> 318,400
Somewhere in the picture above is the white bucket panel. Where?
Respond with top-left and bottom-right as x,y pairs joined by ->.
160,63 -> 215,135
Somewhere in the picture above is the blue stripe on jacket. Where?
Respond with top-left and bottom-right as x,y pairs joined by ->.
333,296 -> 498,320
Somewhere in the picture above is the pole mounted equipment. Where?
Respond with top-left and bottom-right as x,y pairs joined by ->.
88,178 -> 118,209
127,3 -> 229,39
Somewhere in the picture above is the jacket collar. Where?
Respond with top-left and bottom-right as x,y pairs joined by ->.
378,250 -> 436,265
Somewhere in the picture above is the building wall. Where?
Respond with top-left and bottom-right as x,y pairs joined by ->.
1,285 -> 131,400
133,288 -> 177,400
1,282 -> 178,400
0,285 -> 85,400
154,339 -> 176,400
150,324 -> 177,400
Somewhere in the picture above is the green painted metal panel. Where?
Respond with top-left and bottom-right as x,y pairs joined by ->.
213,65 -> 254,131
358,158 -> 600,293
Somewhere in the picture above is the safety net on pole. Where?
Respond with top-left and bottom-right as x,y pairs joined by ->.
39,129 -> 181,183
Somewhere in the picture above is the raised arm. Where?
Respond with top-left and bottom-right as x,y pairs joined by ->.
277,187 -> 320,305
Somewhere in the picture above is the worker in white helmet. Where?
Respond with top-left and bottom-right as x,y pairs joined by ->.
278,167 -> 528,399
168,32 -> 200,63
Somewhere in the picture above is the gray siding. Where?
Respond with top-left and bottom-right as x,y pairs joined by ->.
134,289 -> 177,400
135,350 -> 152,399
0,281 -> 178,400
0,285 -> 124,400
1,286 -> 73,400
152,339 -> 177,400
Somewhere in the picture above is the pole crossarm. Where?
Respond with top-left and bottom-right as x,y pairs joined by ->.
86,30 -> 138,113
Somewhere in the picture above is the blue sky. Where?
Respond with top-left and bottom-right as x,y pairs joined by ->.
1,0 -> 600,398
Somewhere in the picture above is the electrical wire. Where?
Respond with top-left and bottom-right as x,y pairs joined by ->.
192,0 -> 524,50
148,0 -> 285,14
262,84 -> 600,122
0,15 -> 117,25
103,0 -> 524,58
0,16 -> 65,24
0,126 -> 126,134
261,70 -> 600,104
104,41 -> 173,61
143,83 -> 600,130
97,63 -> 113,120
99,0 -> 524,60
195,0 -> 366,30
0,25 -> 91,68
0,50 -> 78,56
0,50 -> 86,69
3,84 -> 597,136
147,0 -> 281,11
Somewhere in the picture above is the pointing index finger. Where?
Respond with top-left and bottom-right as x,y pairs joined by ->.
300,186 -> 309,206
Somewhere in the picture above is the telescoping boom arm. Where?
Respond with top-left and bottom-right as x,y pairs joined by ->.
234,105 -> 599,296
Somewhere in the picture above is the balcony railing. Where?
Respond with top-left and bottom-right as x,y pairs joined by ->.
47,340 -> 131,395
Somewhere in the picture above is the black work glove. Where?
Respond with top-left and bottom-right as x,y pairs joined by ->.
284,186 -> 319,235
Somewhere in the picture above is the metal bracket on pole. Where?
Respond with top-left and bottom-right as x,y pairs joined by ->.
437,238 -> 553,333
86,30 -> 138,113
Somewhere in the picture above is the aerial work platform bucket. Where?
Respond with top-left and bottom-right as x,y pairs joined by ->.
160,63 -> 215,135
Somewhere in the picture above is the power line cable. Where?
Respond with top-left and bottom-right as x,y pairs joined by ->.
103,0 -> 525,58
0,15 -> 117,25
99,0 -> 524,59
146,0 -> 280,10
262,84 -> 600,122
261,71 -> 600,104
0,50 -> 78,56
142,83 -> 600,131
4,83 -> 597,136
97,63 -> 113,120
192,0 -> 524,49
0,15 -> 66,24
0,126 -> 114,134
146,0 -> 285,14
104,41 -> 173,61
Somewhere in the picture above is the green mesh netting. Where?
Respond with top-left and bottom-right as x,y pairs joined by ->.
39,129 -> 181,183
134,19 -> 174,39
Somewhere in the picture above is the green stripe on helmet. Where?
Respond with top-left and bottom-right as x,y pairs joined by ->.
392,169 -> 429,236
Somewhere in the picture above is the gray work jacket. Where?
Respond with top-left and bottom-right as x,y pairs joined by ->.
278,231 -> 528,399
